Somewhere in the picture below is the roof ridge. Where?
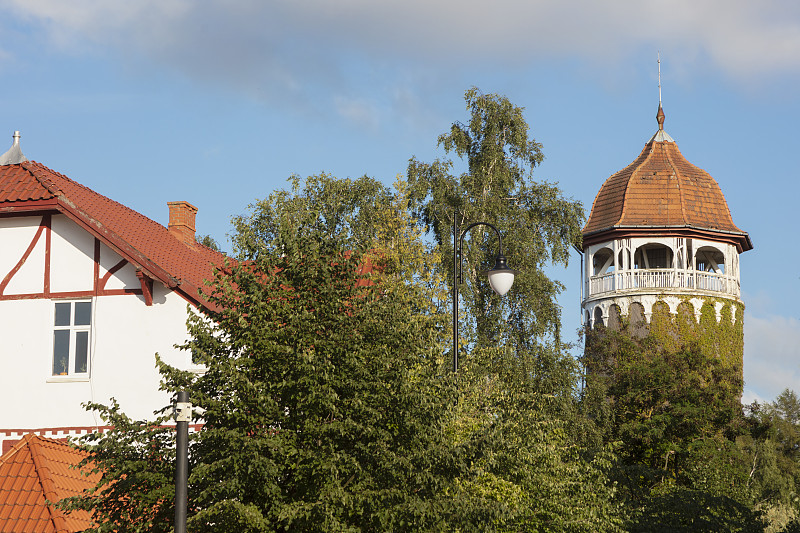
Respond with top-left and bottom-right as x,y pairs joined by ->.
619,141 -> 658,224
0,434 -> 34,467
24,160 -> 167,231
660,141 -> 688,225
21,160 -> 201,289
21,161 -> 64,197
27,435 -> 70,533
1,159 -> 228,307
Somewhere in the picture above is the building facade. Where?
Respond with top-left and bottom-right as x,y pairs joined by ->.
0,134 -> 220,452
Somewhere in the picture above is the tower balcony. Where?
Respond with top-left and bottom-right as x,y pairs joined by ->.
586,268 -> 740,300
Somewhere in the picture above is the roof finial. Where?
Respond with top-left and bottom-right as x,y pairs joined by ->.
656,52 -> 665,131
658,51 -> 662,106
0,130 -> 28,165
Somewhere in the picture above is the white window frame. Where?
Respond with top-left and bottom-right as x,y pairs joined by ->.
51,299 -> 92,379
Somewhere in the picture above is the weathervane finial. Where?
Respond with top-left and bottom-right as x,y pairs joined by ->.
656,52 -> 665,131
658,51 -> 662,105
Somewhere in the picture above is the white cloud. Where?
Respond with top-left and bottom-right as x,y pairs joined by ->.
6,0 -> 799,71
3,0 -> 800,122
743,312 -> 800,404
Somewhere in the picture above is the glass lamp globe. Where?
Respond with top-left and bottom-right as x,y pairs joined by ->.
487,254 -> 517,296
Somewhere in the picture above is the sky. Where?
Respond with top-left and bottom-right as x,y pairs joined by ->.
0,0 -> 797,404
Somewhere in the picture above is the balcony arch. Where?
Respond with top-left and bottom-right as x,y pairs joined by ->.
695,245 -> 725,274
592,247 -> 615,276
593,306 -> 605,328
633,242 -> 674,269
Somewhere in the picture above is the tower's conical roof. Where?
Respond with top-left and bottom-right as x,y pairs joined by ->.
582,105 -> 752,252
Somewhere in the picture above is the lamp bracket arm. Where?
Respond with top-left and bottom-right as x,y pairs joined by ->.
457,220 -> 505,284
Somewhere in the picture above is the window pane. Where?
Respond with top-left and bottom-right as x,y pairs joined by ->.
53,330 -> 70,375
74,302 -> 92,326
54,303 -> 71,326
75,331 -> 89,374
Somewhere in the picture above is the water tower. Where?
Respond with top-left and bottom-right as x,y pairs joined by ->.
581,104 -> 752,372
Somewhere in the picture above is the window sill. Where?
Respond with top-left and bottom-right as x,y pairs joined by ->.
47,376 -> 90,383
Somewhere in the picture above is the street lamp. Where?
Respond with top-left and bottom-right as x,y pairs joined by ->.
452,211 -> 517,373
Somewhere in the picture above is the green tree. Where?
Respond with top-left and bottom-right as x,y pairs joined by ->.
747,390 -> 800,531
195,234 -> 222,252
58,400 -> 177,532
179,230 -> 499,531
62,174 -> 538,532
231,172 -> 394,261
583,323 -> 767,531
407,88 -> 622,531
407,87 -> 583,366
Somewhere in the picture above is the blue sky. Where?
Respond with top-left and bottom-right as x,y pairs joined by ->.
1,0 -> 797,404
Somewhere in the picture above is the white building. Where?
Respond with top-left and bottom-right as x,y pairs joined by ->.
0,133 -> 222,452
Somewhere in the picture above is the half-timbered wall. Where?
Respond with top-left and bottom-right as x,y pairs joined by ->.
0,214 -> 199,450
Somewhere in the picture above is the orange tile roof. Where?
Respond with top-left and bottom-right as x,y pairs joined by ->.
583,108 -> 752,252
0,434 -> 100,532
0,161 -> 227,306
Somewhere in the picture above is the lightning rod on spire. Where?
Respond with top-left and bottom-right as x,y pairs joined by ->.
658,51 -> 662,105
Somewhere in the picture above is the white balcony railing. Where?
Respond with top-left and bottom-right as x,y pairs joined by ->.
587,269 -> 739,299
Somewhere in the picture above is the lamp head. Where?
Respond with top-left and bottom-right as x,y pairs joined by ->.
486,254 -> 516,296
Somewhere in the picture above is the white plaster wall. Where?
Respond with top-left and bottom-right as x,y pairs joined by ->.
0,216 -> 46,295
0,287 -> 195,429
97,241 -> 139,290
0,298 -> 53,428
89,286 -> 194,421
50,215 -> 95,293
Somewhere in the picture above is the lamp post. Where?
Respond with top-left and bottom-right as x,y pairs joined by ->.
452,210 -> 516,373
174,390 -> 191,533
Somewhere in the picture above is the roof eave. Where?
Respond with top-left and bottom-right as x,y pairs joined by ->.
582,224 -> 753,253
60,195 -> 213,307
0,198 -> 60,214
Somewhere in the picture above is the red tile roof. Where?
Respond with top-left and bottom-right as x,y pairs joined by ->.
0,434 -> 99,532
583,108 -> 752,252
0,161 -> 227,306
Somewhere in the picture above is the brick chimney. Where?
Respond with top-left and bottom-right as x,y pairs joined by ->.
167,201 -> 198,246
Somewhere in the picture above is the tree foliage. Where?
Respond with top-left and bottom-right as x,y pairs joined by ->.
407,86 -> 584,356
403,88 -> 623,531
584,312 -> 800,532
59,90 -> 630,532
180,230 -> 497,531
58,400 -> 177,533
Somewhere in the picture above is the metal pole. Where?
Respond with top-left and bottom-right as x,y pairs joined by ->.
453,210 -> 459,373
175,390 -> 190,533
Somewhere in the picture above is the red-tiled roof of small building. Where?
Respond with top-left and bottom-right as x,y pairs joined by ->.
583,105 -> 752,252
0,434 -> 99,533
0,161 -> 227,307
